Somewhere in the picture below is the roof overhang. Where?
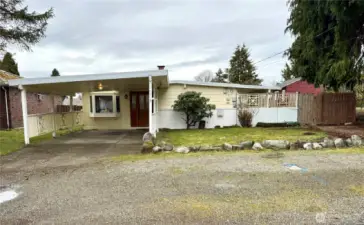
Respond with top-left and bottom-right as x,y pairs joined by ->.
170,80 -> 281,91
8,70 -> 169,95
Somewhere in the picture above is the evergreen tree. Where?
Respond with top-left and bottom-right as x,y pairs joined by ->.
0,0 -> 54,51
228,45 -> 262,85
281,63 -> 296,81
0,52 -> 19,75
51,68 -> 60,77
212,68 -> 228,83
286,0 -> 364,91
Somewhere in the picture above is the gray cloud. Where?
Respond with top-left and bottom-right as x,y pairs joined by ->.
17,0 -> 291,83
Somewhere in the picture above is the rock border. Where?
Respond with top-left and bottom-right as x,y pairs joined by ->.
143,133 -> 363,154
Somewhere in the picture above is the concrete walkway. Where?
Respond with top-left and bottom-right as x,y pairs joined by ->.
0,130 -> 144,172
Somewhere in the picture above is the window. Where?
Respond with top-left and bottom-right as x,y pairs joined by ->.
95,96 -> 113,113
89,91 -> 120,117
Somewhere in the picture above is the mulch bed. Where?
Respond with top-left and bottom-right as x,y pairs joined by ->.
317,125 -> 364,139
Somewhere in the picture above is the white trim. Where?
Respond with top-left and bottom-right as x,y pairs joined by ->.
8,70 -> 168,86
20,86 -> 29,144
148,75 -> 153,135
170,80 -> 281,91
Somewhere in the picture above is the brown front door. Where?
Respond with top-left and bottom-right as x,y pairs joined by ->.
130,92 -> 149,127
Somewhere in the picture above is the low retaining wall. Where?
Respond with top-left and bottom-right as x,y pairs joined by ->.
157,108 -> 298,129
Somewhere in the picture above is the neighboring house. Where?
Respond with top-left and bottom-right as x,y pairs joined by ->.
280,77 -> 323,94
9,67 -> 296,144
0,70 -> 62,129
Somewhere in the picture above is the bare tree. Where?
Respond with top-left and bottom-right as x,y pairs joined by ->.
194,70 -> 214,82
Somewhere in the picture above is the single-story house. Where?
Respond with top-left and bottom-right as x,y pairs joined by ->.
9,67 -> 297,144
280,77 -> 323,95
0,70 -> 62,129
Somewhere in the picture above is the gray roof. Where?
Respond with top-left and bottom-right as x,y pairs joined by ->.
279,77 -> 301,88
170,80 -> 281,90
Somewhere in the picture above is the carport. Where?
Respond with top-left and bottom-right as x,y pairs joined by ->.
8,69 -> 169,144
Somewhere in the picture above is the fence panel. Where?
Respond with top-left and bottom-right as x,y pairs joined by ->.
298,93 -> 356,126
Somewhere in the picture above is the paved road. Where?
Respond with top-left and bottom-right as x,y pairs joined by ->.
1,150 -> 364,225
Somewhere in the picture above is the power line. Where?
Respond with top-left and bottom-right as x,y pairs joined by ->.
251,35 -> 362,70
253,26 -> 337,65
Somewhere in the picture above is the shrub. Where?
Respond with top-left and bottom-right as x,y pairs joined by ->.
172,91 -> 216,129
214,125 -> 221,129
238,109 -> 253,127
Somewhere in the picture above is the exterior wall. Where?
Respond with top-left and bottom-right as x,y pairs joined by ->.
252,108 -> 298,126
157,108 -> 298,129
158,84 -> 237,110
9,87 -> 62,128
158,109 -> 237,129
284,80 -> 322,95
82,92 -> 133,130
0,86 -> 10,129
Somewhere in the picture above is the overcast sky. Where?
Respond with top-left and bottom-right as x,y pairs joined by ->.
10,0 -> 292,85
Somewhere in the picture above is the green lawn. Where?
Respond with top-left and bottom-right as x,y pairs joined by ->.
0,126 -> 83,156
158,127 -> 327,146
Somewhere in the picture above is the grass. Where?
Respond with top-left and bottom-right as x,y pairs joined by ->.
0,126 -> 83,156
158,127 -> 327,146
112,147 -> 364,162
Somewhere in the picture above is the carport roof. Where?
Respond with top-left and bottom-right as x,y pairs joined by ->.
8,69 -> 168,86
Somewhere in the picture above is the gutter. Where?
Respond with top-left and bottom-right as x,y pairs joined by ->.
1,86 -> 10,129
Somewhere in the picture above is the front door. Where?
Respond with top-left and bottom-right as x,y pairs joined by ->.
130,92 -> 149,127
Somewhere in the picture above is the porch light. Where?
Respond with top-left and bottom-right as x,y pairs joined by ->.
97,82 -> 103,90
124,94 -> 128,99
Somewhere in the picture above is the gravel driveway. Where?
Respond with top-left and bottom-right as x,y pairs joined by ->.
1,151 -> 364,225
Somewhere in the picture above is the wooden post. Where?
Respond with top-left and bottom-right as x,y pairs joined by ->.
295,92 -> 299,108
20,85 -> 30,145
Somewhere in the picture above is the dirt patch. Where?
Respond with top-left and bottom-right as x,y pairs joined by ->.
317,125 -> 364,138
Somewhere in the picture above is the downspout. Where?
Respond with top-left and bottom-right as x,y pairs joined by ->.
2,86 -> 10,129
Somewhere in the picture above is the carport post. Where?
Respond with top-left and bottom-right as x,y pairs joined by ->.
148,75 -> 153,135
19,85 -> 30,145
51,95 -> 56,138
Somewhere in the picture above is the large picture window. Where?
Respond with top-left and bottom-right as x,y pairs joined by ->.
89,91 -> 120,117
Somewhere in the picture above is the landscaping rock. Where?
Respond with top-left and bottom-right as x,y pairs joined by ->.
351,135 -> 363,146
188,146 -> 201,152
252,142 -> 263,150
162,143 -> 174,151
334,138 -> 346,148
200,145 -> 213,151
141,140 -> 154,153
290,141 -> 303,150
345,138 -> 353,147
174,146 -> 190,154
210,146 -> 223,151
323,138 -> 335,148
312,143 -> 323,150
222,143 -> 233,150
232,145 -> 243,150
152,146 -> 162,153
303,143 -> 313,150
240,141 -> 254,149
320,141 -> 327,148
142,132 -> 155,144
262,140 -> 290,150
